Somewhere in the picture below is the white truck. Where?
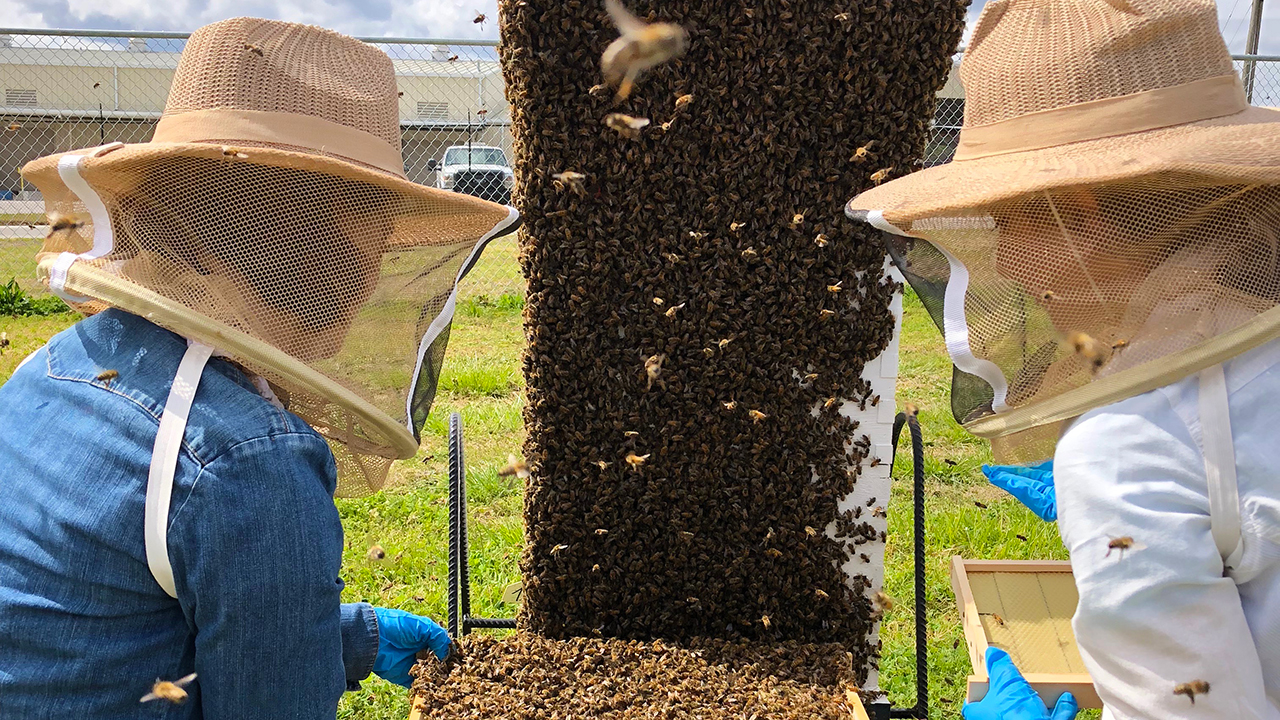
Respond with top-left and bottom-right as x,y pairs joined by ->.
429,144 -> 514,204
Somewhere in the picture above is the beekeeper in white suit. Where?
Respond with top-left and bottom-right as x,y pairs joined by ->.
848,0 -> 1280,718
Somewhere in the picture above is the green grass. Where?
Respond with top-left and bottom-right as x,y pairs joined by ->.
0,280 -> 1086,720
1,238 -> 44,296
0,213 -> 44,226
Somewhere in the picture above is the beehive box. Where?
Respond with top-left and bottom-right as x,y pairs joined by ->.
950,557 -> 1101,709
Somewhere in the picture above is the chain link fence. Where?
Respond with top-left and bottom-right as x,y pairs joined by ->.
5,31 -> 1280,299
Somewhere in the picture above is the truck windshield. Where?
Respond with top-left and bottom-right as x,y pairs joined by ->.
444,147 -> 507,166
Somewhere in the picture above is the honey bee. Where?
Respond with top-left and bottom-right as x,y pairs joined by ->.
805,526 -> 818,537
1173,680 -> 1210,705
595,460 -> 612,469
814,233 -> 829,247
824,397 -> 839,409
820,309 -> 836,319
674,93 -> 694,109
625,452 -> 650,471
815,589 -> 829,599
664,302 -> 685,318
702,347 -> 715,358
663,252 -> 682,263
765,548 -> 782,558
904,402 -> 920,416
973,500 -> 988,509
595,528 -> 609,536
652,297 -> 665,306
741,247 -> 757,259
220,146 -> 249,159
1040,290 -> 1056,301
448,54 -> 460,62
589,83 -> 612,97
473,11 -> 487,26
1016,534 -> 1028,542
93,82 -> 101,88
6,122 -> 21,132
827,281 -> 843,293
1106,535 -> 1145,559
1066,331 -> 1108,374
601,0 -> 689,100
592,563 -> 601,572
791,213 -> 805,227
0,332 -> 8,350
367,544 -> 386,561
140,673 -> 197,704
244,43 -> 264,56
96,369 -> 119,383
624,430 -> 640,438
869,457 -> 882,467
679,530 -> 694,539
834,11 -> 852,23
870,167 -> 893,184
603,112 -> 650,139
748,409 -> 767,423
717,338 -> 732,349
644,353 -> 665,390
552,171 -> 588,196
871,591 -> 894,613
872,506 -> 886,519
761,614 -> 772,630
722,401 -> 738,411
850,142 -> 874,162
802,373 -> 818,383
688,230 -> 707,240
498,453 -> 531,479
46,213 -> 83,235
1111,338 -> 1129,351
730,221 -> 746,231
980,612 -> 1005,626
551,543 -> 569,554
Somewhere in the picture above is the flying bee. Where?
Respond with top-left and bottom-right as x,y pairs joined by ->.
96,369 -> 119,383
1174,680 -> 1210,705
244,43 -> 264,56
664,303 -> 685,318
93,82 -> 101,88
722,401 -> 738,411
791,213 -> 805,227
551,171 -> 587,196
1066,331 -> 1108,374
904,402 -> 919,416
592,564 -> 601,572
447,54 -> 459,62
674,93 -> 694,109
761,614 -> 772,630
6,122 -> 21,132
688,230 -> 707,240
802,372 -> 818,383
815,588 -> 830,599
603,112 -> 650,139
828,281 -> 843,293
741,247 -> 757,260
551,543 -> 569,554
1106,535 -> 1145,559
748,409 -> 767,423
367,544 -> 386,561
652,297 -> 665,306
820,309 -> 836,319
1040,290 -> 1056,301
498,453 -> 531,479
834,11 -> 852,24
473,11 -> 487,27
625,452 -> 650,471
870,167 -> 893,184
595,528 -> 609,536
871,591 -> 894,613
0,332 -> 8,350
850,142 -> 874,162
824,397 -> 839,409
140,673 -> 197,704
805,526 -> 818,537
730,221 -> 746,232
595,460 -> 612,469
601,0 -> 689,100
46,213 -> 83,235
644,353 -> 665,390
717,338 -> 732,349
1111,338 -> 1129,352
624,430 -> 640,438
589,83 -> 612,97
814,233 -> 829,247
221,146 -> 249,159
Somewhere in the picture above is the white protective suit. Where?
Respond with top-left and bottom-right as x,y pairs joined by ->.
1056,336 -> 1280,720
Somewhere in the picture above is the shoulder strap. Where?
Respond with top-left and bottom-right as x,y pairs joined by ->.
144,341 -> 213,598
1198,363 -> 1245,571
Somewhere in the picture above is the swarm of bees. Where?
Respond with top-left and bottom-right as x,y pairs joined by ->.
412,634 -> 865,718
494,0 -> 966,691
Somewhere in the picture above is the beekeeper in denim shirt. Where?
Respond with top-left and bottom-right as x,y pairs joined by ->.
0,17 -> 518,718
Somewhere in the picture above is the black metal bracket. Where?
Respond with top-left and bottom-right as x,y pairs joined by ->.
447,412 -> 516,637
445,409 -> 928,718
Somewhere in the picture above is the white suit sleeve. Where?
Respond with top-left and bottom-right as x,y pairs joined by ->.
1055,391 -> 1278,720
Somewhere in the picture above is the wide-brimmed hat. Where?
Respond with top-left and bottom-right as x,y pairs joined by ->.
848,0 -> 1280,224
21,18 -> 519,493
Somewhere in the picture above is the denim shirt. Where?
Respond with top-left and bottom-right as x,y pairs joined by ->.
0,310 -> 379,718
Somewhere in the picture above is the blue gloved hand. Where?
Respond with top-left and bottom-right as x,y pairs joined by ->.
372,607 -> 451,688
963,647 -> 1078,720
981,460 -> 1057,521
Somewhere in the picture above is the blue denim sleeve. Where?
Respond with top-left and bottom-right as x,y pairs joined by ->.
167,432 -> 347,718
340,602 -> 379,690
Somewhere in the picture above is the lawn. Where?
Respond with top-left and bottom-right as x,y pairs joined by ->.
0,249 -> 1082,719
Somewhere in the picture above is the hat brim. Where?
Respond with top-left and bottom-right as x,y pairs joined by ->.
848,106 -> 1280,224
21,139 -> 514,236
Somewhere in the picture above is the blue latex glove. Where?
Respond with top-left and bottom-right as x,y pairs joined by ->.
981,460 -> 1057,521
963,647 -> 1078,720
372,607 -> 451,688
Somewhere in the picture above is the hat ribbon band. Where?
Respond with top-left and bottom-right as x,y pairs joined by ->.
954,74 -> 1247,161
152,108 -> 406,178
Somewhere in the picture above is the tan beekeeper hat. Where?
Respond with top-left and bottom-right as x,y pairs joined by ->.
849,0 -> 1280,223
21,18 -> 519,493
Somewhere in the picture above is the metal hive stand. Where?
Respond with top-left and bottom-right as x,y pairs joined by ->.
444,411 -> 929,719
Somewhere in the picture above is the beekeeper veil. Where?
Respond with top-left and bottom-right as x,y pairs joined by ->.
21,18 -> 519,494
848,0 -> 1280,463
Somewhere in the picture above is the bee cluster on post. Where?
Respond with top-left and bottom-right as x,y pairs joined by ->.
409,0 -> 967,714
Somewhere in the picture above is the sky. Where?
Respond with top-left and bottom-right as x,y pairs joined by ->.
5,0 -> 1280,54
